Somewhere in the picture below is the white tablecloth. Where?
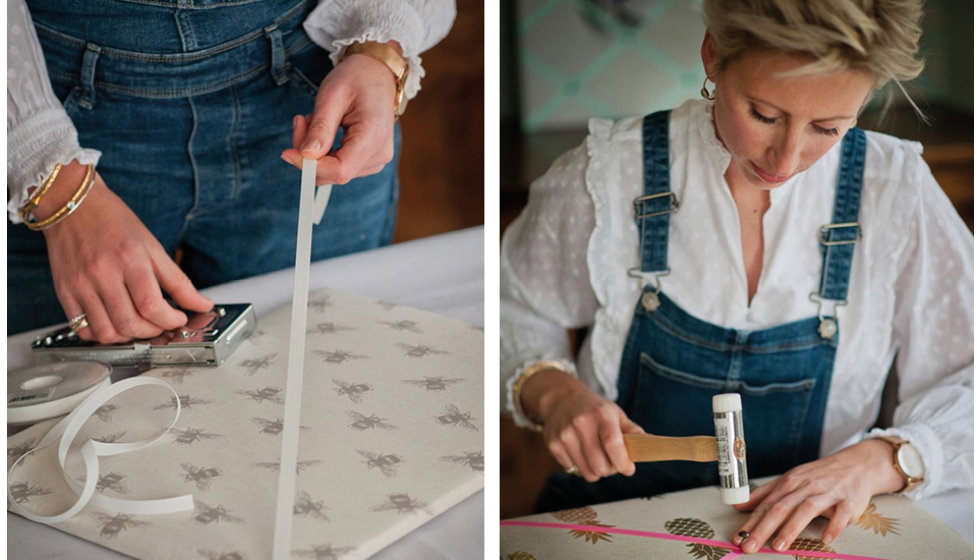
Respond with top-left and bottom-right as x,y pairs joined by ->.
7,227 -> 485,560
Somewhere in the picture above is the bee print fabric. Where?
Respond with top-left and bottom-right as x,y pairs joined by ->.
501,483 -> 971,560
8,287 -> 484,560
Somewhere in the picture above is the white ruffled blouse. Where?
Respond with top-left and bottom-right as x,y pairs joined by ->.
6,0 -> 455,222
500,98 -> 973,499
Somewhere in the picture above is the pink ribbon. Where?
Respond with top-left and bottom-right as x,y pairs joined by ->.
500,520 -> 891,560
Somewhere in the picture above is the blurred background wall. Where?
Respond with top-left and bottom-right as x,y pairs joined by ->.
394,0 -> 484,242
500,0 -> 973,518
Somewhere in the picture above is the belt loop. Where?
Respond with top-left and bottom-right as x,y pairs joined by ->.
264,24 -> 290,86
78,43 -> 102,110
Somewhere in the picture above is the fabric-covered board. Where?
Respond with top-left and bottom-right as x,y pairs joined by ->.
8,287 -> 484,559
501,482 -> 972,560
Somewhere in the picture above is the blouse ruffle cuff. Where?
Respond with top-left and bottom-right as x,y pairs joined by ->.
864,424 -> 943,500
504,357 -> 578,430
7,108 -> 101,224
303,1 -> 437,101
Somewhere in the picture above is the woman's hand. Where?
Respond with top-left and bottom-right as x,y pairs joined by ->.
280,43 -> 400,185
731,438 -> 905,553
40,164 -> 213,343
521,369 -> 644,482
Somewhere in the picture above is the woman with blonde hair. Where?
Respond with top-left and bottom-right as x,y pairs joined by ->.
501,0 -> 971,553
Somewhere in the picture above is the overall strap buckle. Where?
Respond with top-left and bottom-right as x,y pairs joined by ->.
633,191 -> 679,219
819,222 -> 862,246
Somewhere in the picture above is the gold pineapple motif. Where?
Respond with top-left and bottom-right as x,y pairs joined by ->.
551,507 -> 615,544
855,503 -> 901,536
664,517 -> 729,560
791,537 -> 835,560
505,552 -> 537,560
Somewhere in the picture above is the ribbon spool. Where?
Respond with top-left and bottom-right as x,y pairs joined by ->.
7,361 -> 112,425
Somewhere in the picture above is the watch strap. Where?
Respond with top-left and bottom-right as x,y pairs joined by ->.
878,436 -> 923,493
340,41 -> 409,117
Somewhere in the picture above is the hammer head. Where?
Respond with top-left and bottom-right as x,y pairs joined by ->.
712,393 -> 749,504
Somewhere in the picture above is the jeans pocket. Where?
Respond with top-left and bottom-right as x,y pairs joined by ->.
287,40 -> 332,100
635,352 -> 816,475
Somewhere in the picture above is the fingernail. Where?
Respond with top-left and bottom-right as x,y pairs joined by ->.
301,139 -> 321,154
773,539 -> 786,551
742,539 -> 756,553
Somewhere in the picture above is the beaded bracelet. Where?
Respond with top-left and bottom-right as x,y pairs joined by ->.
24,164 -> 96,231
512,360 -> 576,432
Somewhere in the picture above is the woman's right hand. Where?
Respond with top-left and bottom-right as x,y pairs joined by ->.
520,368 -> 644,482
37,162 -> 213,343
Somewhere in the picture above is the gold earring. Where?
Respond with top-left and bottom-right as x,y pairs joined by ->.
701,76 -> 715,100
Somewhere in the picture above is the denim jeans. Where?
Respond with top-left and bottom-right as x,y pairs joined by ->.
9,0 -> 399,334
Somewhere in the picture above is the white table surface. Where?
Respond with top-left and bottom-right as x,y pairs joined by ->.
7,226 -> 485,560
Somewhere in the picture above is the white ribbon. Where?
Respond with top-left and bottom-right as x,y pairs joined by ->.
7,376 -> 194,523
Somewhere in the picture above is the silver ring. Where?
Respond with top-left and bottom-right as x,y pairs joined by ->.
564,465 -> 579,476
68,313 -> 89,333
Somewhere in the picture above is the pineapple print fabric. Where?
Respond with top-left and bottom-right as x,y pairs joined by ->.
502,483 -> 972,559
8,287 -> 484,560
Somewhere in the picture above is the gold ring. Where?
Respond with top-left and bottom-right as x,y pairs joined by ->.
68,313 -> 89,333
564,465 -> 579,476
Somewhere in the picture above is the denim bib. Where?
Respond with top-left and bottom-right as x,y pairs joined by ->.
9,0 -> 400,333
536,110 -> 866,511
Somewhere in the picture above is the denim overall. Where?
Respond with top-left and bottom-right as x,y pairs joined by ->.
536,110 -> 866,511
9,0 -> 400,333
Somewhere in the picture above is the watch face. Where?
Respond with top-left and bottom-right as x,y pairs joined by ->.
897,444 -> 925,479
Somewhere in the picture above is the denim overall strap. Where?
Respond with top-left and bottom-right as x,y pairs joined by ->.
634,110 -> 677,275
817,128 -> 866,303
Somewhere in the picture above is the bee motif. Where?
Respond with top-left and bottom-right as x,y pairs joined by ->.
293,491 -> 329,521
436,404 -> 479,432
254,459 -> 323,474
377,320 -> 422,333
247,328 -> 267,344
95,404 -> 119,422
251,417 -> 311,436
240,353 -> 277,376
333,380 -> 372,402
357,450 -> 403,477
7,439 -> 36,462
308,296 -> 332,312
94,431 -> 128,444
307,322 -> 355,335
153,394 -> 214,411
372,493 -> 429,515
181,463 -> 222,491
376,300 -> 398,310
295,544 -> 356,559
96,472 -> 129,494
397,343 -> 448,358
235,386 -> 284,404
441,451 -> 484,472
173,427 -> 222,445
91,512 -> 150,539
347,410 -> 396,431
194,501 -> 244,525
9,482 -> 52,504
402,376 -> 465,391
197,549 -> 245,560
313,350 -> 368,364
161,369 -> 192,384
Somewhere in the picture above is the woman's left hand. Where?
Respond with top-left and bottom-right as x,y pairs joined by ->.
280,43 -> 400,185
732,438 -> 906,553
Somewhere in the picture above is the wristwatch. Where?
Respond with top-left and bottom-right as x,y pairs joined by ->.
341,41 -> 409,117
878,436 -> 925,493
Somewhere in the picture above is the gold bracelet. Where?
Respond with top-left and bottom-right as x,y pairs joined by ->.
512,360 -> 576,432
340,41 -> 409,117
18,163 -> 64,223
24,164 -> 96,231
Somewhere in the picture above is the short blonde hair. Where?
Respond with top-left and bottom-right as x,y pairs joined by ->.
703,0 -> 925,89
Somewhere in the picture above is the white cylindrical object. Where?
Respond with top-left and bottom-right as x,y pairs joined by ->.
7,361 -> 112,424
712,393 -> 749,504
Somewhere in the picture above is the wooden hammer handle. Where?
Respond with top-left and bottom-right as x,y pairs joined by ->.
624,434 -> 719,463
